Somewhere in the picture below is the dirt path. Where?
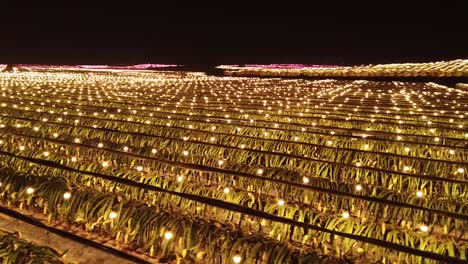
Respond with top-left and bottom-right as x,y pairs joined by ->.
0,213 -> 137,264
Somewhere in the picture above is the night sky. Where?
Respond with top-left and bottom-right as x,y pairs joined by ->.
1,8 -> 467,66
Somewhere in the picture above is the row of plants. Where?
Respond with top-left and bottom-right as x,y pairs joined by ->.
1,109 -> 467,181
2,93 -> 467,144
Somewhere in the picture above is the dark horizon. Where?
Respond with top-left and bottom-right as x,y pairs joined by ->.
1,12 -> 467,66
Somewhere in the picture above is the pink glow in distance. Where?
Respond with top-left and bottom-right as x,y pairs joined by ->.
5,64 -> 179,70
243,64 -> 341,69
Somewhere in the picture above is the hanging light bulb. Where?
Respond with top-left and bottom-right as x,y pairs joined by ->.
63,192 -> 71,199
342,212 -> 350,219
109,211 -> 117,219
26,187 -> 34,194
420,225 -> 429,232
233,255 -> 242,263
223,187 -> 230,194
302,177 -> 309,184
177,176 -> 183,182
164,231 -> 173,240
277,199 -> 285,206
355,184 -> 362,191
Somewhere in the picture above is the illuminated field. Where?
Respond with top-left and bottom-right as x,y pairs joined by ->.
220,59 -> 468,77
0,70 -> 467,263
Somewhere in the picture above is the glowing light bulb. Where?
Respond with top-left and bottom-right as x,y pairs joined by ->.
19,146 -> 25,151
71,157 -> 77,162
164,231 -> 173,240
356,162 -> 362,167
98,143 -> 104,148
416,191 -> 424,197
177,176 -> 183,182
63,192 -> 71,199
183,137 -> 188,141
136,166 -> 143,172
420,225 -> 429,232
240,144 -> 245,149
74,138 -> 80,143
53,133 -> 59,138
342,212 -> 350,219
233,255 -> 242,263
257,169 -> 263,175
355,185 -> 362,191
277,199 -> 285,206
449,149 -> 455,155
434,137 -> 440,142
223,187 -> 230,193
458,168 -> 464,173
218,160 -> 224,166
33,126 -> 39,131
26,187 -> 34,194
102,161 -> 109,167
43,151 -> 49,157
403,166 -> 410,172
152,148 -> 157,154
210,137 -> 215,142
404,147 -> 410,152
183,150 -> 189,156
123,146 -> 129,151
302,177 -> 309,184
109,211 -> 117,219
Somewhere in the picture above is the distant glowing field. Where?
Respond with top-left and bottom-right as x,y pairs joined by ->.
0,69 -> 467,263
